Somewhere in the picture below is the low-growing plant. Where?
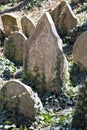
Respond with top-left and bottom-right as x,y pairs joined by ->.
0,56 -> 16,80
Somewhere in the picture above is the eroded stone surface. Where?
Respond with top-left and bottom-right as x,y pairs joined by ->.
1,13 -> 21,36
4,31 -> 27,64
21,16 -> 35,37
0,80 -> 43,119
51,1 -> 78,35
73,31 -> 87,69
23,12 -> 68,92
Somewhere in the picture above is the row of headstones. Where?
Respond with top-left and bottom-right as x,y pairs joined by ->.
0,0 -> 87,124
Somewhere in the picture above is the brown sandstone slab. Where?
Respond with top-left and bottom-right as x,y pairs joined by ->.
21,16 -> 35,37
73,31 -> 87,69
0,80 -> 43,119
51,1 -> 78,35
23,12 -> 68,92
1,13 -> 22,36
4,31 -> 27,64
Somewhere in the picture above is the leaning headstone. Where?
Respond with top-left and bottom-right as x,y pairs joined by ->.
73,31 -> 87,69
23,12 -> 68,93
0,80 -> 43,120
21,16 -> 35,37
1,13 -> 21,36
72,78 -> 87,130
51,1 -> 78,35
4,32 -> 27,64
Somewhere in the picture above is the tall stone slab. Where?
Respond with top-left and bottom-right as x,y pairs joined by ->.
23,12 -> 68,92
21,16 -> 35,37
1,13 -> 21,36
0,80 -> 43,119
73,31 -> 87,69
4,32 -> 27,64
51,1 -> 78,35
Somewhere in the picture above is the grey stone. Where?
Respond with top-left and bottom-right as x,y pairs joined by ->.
73,31 -> 87,69
0,80 -> 43,119
23,12 -> 68,93
51,1 -> 78,35
4,31 -> 27,64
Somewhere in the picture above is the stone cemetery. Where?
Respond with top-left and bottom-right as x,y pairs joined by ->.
0,0 -> 87,129
21,15 -> 35,37
4,31 -> 27,64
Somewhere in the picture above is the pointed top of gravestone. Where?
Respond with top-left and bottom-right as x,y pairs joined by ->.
25,12 -> 63,51
51,0 -> 78,35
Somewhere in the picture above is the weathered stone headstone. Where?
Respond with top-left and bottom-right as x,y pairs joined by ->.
51,1 -> 78,35
23,12 -> 68,93
4,31 -> 27,64
0,80 -> 43,119
73,31 -> 87,69
1,13 -> 21,36
72,78 -> 87,130
21,16 -> 35,37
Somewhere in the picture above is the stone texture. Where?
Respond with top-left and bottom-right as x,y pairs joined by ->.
23,12 -> 68,92
1,13 -> 21,36
73,31 -> 87,69
0,80 -> 43,119
21,16 -> 35,37
72,79 -> 87,129
4,31 -> 27,64
51,1 -> 78,35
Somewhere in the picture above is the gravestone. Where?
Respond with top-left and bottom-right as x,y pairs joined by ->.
21,16 -> 35,37
51,1 -> 78,35
23,12 -> 68,93
72,78 -> 87,129
0,80 -> 43,119
1,13 -> 21,36
4,31 -> 27,64
73,31 -> 87,69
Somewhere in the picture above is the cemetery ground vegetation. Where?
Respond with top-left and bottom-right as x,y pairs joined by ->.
0,0 -> 87,129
